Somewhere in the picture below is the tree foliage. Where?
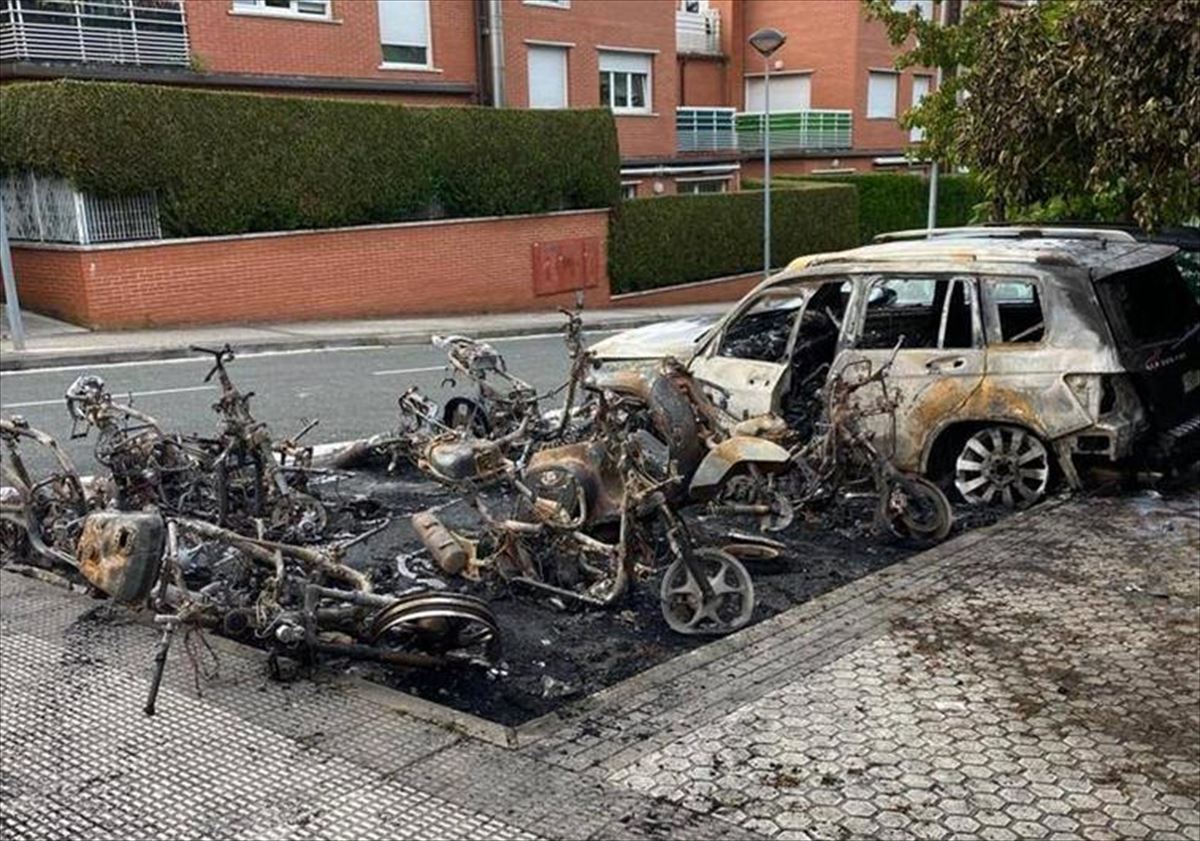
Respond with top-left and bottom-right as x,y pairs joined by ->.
865,0 -> 1199,230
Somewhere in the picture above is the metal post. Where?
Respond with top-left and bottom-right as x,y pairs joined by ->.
0,200 -> 27,351
926,0 -> 950,231
763,55 -> 772,279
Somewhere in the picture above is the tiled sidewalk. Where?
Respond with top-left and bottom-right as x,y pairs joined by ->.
2,491 -> 1197,840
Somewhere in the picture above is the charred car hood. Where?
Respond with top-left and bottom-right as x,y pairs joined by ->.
589,316 -> 719,362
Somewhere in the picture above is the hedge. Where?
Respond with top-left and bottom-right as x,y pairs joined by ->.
0,81 -> 620,237
796,173 -> 986,243
609,183 -> 858,294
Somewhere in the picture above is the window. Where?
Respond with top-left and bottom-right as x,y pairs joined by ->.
892,0 -> 933,18
378,0 -> 429,67
620,182 -> 640,200
599,50 -> 652,113
910,75 -> 932,141
524,0 -> 569,6
232,0 -> 330,18
985,279 -> 1045,344
867,71 -> 898,119
678,179 -> 727,195
681,0 -> 705,11
1097,259 -> 1200,348
527,45 -> 568,108
719,288 -> 809,362
857,277 -> 975,350
744,73 -> 811,112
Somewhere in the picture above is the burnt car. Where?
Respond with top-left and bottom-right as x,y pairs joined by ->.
590,228 -> 1200,507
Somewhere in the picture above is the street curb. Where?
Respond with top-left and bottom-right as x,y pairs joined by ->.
0,310 -> 694,372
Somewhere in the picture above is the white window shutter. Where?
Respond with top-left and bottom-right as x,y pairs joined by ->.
910,75 -> 931,140
528,46 -> 568,108
744,74 -> 810,112
378,0 -> 429,47
598,51 -> 651,74
867,71 -> 898,118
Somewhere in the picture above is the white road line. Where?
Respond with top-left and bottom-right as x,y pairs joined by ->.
2,384 -> 215,409
371,365 -> 446,377
0,344 -> 390,378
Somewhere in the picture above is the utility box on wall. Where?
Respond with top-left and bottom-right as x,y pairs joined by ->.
532,237 -> 602,296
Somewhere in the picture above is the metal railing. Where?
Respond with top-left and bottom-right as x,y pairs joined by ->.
735,109 -> 853,153
2,173 -> 162,244
676,8 -> 720,55
676,107 -> 737,153
0,0 -> 190,66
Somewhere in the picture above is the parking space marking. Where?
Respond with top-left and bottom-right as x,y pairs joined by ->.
371,366 -> 446,377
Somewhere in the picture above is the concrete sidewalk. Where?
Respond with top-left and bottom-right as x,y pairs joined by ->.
0,303 -> 725,371
2,491 -> 1197,840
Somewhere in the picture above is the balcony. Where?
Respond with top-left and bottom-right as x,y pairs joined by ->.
0,0 -> 190,67
676,108 -> 853,155
676,8 -> 720,56
735,110 -> 853,153
676,107 -> 736,153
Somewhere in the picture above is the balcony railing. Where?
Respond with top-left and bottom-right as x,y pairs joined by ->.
677,108 -> 853,154
0,0 -> 190,66
735,110 -> 853,153
676,107 -> 736,153
676,8 -> 720,55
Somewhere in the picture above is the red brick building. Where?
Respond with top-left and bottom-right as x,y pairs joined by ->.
1,0 -> 935,195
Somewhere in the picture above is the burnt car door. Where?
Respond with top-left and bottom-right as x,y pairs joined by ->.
690,279 -> 851,419
830,273 -> 985,471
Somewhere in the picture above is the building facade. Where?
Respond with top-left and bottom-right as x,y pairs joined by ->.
0,0 -> 935,200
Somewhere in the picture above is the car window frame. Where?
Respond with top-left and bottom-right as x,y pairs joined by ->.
847,272 -> 981,352
979,273 -> 1049,348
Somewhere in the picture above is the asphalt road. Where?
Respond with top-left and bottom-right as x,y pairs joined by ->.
1,331 -> 613,479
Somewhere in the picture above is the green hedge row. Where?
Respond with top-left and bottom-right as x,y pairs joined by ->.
609,183 -> 858,294
0,81 -> 620,237
794,173 -> 986,243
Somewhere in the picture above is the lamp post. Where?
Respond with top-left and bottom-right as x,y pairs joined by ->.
0,199 -> 25,351
749,27 -> 786,279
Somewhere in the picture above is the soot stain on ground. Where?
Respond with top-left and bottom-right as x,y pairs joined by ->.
321,471 -> 999,727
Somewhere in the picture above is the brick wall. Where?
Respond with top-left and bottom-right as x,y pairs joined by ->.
10,211 -> 611,329
186,0 -> 479,98
678,56 -> 727,107
501,0 -> 677,160
4,249 -> 88,324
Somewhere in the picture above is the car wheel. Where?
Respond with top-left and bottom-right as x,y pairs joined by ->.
954,425 -> 1050,508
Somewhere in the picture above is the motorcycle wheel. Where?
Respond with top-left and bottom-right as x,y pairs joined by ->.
879,474 -> 953,544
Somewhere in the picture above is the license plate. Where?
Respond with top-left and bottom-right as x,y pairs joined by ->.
1185,368 -> 1200,393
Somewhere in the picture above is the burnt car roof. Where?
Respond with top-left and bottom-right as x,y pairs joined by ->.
777,232 -> 1178,284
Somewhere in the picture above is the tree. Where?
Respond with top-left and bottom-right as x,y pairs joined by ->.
866,0 -> 1199,230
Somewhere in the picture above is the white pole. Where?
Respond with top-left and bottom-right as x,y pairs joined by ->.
763,54 -> 772,279
926,0 -> 950,230
0,199 -> 27,351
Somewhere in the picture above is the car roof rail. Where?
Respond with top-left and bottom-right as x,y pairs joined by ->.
873,226 -> 1138,245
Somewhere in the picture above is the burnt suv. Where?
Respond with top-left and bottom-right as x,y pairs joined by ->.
590,227 -> 1200,507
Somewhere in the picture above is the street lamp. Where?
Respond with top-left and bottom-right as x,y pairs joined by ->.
749,27 -> 786,279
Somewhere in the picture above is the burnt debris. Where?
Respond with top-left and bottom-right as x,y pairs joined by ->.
2,311 -> 960,716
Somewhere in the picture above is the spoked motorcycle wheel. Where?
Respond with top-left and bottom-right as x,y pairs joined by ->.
660,547 -> 755,636
879,474 -> 953,544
